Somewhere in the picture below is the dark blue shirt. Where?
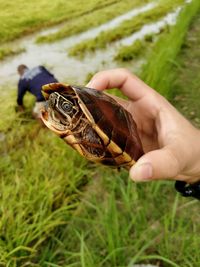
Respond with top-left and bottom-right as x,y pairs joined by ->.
17,66 -> 58,105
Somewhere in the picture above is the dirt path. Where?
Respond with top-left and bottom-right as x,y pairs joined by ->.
172,13 -> 200,128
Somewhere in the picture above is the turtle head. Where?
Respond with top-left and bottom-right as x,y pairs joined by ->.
41,83 -> 77,134
41,82 -> 73,100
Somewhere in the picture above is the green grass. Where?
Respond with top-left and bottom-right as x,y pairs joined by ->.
141,0 -> 200,98
114,25 -> 171,62
172,13 -> 200,128
0,0 -> 120,45
114,34 -> 155,62
0,0 -> 150,60
68,0 -> 184,57
36,0 -> 151,44
33,171 -> 200,266
0,46 -> 25,60
0,91 -> 93,265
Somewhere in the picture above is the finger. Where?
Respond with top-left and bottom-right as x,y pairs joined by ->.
86,68 -> 156,101
129,148 -> 181,182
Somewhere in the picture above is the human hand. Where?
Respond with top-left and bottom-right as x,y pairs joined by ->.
87,68 -> 200,184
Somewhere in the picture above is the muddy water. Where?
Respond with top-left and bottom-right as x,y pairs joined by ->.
0,2 -> 156,88
0,1 -> 188,88
120,7 -> 181,46
38,2 -> 156,41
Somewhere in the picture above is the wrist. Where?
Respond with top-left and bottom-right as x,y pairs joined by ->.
194,129 -> 200,181
175,128 -> 200,199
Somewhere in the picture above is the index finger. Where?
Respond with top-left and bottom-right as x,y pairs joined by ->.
86,68 -> 155,101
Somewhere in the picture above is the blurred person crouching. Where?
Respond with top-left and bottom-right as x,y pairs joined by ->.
16,64 -> 58,120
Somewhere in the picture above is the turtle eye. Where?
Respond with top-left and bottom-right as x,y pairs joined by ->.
61,101 -> 73,113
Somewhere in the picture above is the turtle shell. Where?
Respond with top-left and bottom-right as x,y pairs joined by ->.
41,83 -> 144,168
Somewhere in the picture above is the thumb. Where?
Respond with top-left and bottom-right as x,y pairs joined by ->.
130,148 -> 181,182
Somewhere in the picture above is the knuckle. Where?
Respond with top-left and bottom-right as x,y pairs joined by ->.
118,68 -> 131,76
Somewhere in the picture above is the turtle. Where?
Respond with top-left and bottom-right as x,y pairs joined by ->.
41,82 -> 144,168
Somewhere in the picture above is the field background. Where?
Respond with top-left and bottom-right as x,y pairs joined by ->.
0,0 -> 200,266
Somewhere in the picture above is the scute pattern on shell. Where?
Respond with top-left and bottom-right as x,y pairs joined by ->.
41,83 -> 144,168
73,85 -> 143,162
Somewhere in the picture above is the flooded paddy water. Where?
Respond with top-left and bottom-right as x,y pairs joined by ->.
0,0 -> 190,88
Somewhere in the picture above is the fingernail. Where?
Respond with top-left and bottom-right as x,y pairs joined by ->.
130,163 -> 153,182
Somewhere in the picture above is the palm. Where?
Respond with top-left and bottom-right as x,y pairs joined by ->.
120,95 -> 161,153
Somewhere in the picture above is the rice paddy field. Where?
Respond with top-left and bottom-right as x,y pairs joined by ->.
0,0 -> 200,266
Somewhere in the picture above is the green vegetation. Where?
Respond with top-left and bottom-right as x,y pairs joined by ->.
141,0 -> 200,98
172,13 -> 200,128
115,35 -> 154,62
0,91 -> 92,265
114,27 -> 171,62
0,0 -> 120,45
36,0 -> 151,44
35,173 -> 200,266
0,0 -> 151,60
1,0 -> 200,266
68,0 -> 184,57
0,0 -> 125,59
0,46 -> 25,60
